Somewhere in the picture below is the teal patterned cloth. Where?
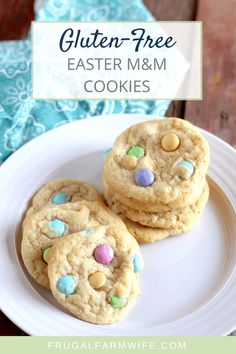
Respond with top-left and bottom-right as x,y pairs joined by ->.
0,0 -> 170,163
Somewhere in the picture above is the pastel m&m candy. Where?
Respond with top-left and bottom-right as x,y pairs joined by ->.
121,155 -> 137,170
42,246 -> 51,264
51,192 -> 69,204
177,161 -> 194,179
48,219 -> 67,238
161,133 -> 180,152
57,275 -> 77,295
94,244 -> 114,265
135,168 -> 154,187
109,295 -> 128,308
127,146 -> 145,158
132,254 -> 144,273
89,271 -> 106,289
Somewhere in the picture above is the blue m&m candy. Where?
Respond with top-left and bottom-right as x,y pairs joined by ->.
51,192 -> 69,205
57,275 -> 77,295
177,161 -> 194,179
135,168 -> 154,187
48,219 -> 67,238
132,254 -> 144,273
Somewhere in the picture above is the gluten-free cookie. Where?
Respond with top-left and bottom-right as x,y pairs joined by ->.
122,182 -> 209,244
48,225 -> 143,324
21,200 -> 127,289
25,179 -> 102,219
103,174 -> 205,213
103,118 -> 210,206
105,181 -> 209,229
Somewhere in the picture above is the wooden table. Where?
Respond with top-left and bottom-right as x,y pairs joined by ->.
144,0 -> 236,146
0,0 -> 235,336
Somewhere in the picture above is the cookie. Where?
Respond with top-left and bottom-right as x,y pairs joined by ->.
103,118 -> 210,206
105,181 -> 209,229
25,179 -> 102,219
21,200 -> 127,289
103,175 -> 205,213
48,225 -> 143,324
122,182 -> 209,244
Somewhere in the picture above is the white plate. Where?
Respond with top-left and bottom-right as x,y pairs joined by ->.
0,114 -> 236,336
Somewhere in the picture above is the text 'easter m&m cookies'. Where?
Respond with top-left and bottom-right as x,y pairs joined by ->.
103,118 -> 210,243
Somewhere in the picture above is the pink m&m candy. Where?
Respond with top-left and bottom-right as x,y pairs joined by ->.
94,244 -> 114,265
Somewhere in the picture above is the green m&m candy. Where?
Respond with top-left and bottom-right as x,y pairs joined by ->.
42,246 -> 51,264
109,295 -> 128,308
126,146 -> 144,158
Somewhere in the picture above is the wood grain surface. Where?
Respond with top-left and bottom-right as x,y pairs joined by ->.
144,0 -> 197,119
184,0 -> 236,145
0,0 -> 235,336
0,0 -> 34,40
144,0 -> 197,21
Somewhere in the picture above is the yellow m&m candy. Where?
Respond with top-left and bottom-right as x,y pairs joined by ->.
161,133 -> 180,152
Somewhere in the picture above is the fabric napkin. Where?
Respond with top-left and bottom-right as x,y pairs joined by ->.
0,0 -> 170,163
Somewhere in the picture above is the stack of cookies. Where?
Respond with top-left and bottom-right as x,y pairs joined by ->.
20,118 -> 210,326
21,179 -> 143,324
103,118 -> 210,243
